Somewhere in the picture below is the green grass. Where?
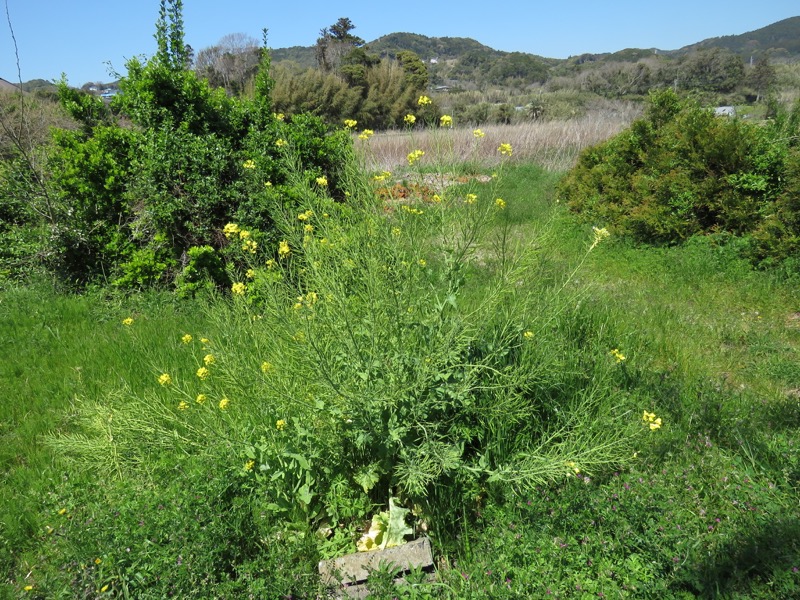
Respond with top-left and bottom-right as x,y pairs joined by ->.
2,164 -> 799,598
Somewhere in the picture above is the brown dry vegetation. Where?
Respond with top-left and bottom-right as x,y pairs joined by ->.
356,103 -> 641,173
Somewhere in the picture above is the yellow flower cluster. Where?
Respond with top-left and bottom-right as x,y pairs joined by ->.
223,223 -> 240,239
643,410 -> 662,430
181,333 -> 193,344
473,129 -> 485,138
431,194 -> 442,203
243,159 -> 256,169
276,419 -> 287,430
343,119 -> 357,129
566,460 -> 581,474
401,205 -> 424,215
260,361 -> 272,374
231,282 -> 246,295
275,138 -> 287,147
246,269 -> 255,279
464,193 -> 478,205
273,112 -> 285,121
494,198 -> 506,209
122,317 -> 134,326
316,176 -> 328,187
610,348 -> 626,363
203,354 -> 215,366
242,239 -> 257,254
244,459 -> 255,471
219,397 -> 230,410
178,400 -> 189,410
403,114 -> 416,125
591,226 -> 611,249
278,240 -> 291,259
196,366 -> 210,380
293,291 -> 319,310
196,394 -> 207,404
407,149 -> 425,166
158,373 -> 172,386
373,170 -> 392,182
297,209 -> 314,221
358,129 -> 374,140
523,330 -> 534,339
498,142 -> 513,156
417,95 -> 432,106
439,114 -> 453,127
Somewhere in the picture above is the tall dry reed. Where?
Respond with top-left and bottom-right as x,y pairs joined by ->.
357,104 -> 640,173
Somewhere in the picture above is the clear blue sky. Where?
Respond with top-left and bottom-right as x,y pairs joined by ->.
1,0 -> 797,85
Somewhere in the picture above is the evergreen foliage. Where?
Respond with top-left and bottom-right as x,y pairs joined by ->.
559,89 -> 800,269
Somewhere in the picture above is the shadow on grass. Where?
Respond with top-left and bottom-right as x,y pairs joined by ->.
686,517 -> 800,597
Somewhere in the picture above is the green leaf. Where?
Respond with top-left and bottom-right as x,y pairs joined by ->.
384,497 -> 413,548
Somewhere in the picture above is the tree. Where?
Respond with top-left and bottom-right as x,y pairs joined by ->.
195,33 -> 260,95
396,51 -> 429,91
678,48 -> 744,93
316,17 -> 365,72
747,56 -> 776,102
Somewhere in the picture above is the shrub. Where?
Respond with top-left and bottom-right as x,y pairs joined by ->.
558,89 -> 797,253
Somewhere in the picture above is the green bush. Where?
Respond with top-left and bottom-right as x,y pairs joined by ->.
558,90 -> 798,256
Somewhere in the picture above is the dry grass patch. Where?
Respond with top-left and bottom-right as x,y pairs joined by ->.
357,105 -> 640,173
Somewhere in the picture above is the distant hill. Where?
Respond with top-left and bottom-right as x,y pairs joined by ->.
673,16 -> 800,60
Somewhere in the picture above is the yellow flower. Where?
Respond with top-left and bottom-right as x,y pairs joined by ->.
358,129 -> 374,140
610,348 -> 626,363
473,128 -> 485,138
523,330 -> 534,339
203,354 -> 215,366
24,585 -> 33,591
122,317 -> 134,326
316,176 -> 328,187
650,418 -> 663,430
278,240 -> 290,259
276,419 -> 287,430
304,224 -> 314,233
642,410 -> 655,422
181,333 -> 193,344
243,159 -> 255,169
219,397 -> 230,410
343,119 -> 357,129
439,114 -> 453,127
239,229 -> 251,239
273,112 -> 285,121
158,373 -> 172,386
260,361 -> 272,374
196,366 -> 210,380
465,193 -> 478,204
494,198 -> 506,209
566,461 -> 580,474
403,114 -> 416,125
418,258 -> 427,267
178,400 -> 189,410
297,209 -> 314,221
246,269 -> 255,279
417,95 -> 432,106
242,239 -> 257,254
275,138 -> 287,147
95,558 -> 102,565
244,459 -> 255,471
591,226 -> 611,249
391,227 -> 401,237
432,194 -> 442,203
196,394 -> 207,404
498,142 -> 513,156
266,259 -> 277,269
265,181 -> 272,187
373,170 -> 392,182
223,223 -> 240,238
58,508 -> 67,515
100,585 -> 109,593
407,149 -> 425,165
231,282 -> 246,295
200,337 -> 210,345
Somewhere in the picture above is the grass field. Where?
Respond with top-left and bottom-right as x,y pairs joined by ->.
1,154 -> 799,598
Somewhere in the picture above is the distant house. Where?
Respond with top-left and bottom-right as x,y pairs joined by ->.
714,106 -> 736,117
